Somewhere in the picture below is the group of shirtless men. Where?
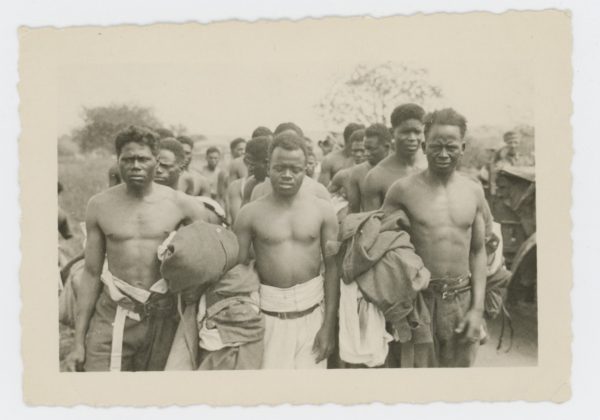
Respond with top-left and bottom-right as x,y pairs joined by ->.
64,103 -> 490,371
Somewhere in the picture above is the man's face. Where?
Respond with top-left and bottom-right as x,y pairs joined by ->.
306,155 -> 316,177
393,118 -> 424,157
118,142 -> 157,188
364,136 -> 389,166
181,143 -> 193,168
505,135 -> 520,155
244,152 -> 268,181
424,124 -> 465,175
269,147 -> 306,197
351,141 -> 366,164
154,149 -> 181,188
206,151 -> 220,170
232,142 -> 246,159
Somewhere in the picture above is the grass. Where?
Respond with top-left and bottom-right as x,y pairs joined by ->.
58,155 -> 116,258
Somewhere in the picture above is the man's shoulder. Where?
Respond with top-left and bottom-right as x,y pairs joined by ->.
455,172 -> 485,195
350,162 -> 370,178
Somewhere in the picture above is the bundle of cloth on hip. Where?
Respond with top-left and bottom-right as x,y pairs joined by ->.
337,210 -> 433,368
159,221 -> 265,370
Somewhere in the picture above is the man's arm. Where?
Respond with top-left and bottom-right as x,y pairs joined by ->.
226,180 -> 243,224
232,205 -> 253,265
346,170 -> 361,213
457,187 -> 487,342
317,155 -> 333,186
313,200 -> 340,363
217,170 -> 229,202
327,170 -> 344,195
65,197 -> 105,371
379,178 -> 405,218
361,170 -> 383,211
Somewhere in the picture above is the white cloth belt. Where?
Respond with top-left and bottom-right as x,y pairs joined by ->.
100,268 -> 168,372
338,280 -> 392,367
259,276 -> 324,313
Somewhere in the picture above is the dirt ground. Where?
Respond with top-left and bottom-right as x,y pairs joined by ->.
475,301 -> 538,367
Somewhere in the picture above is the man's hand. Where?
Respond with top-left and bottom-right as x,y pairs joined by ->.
64,344 -> 85,372
312,323 -> 335,363
455,309 -> 484,343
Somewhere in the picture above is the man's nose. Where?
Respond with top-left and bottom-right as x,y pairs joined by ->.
438,148 -> 449,158
132,159 -> 142,169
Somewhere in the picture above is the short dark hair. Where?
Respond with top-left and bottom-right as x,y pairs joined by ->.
176,135 -> 194,149
390,103 -> 426,128
246,135 -> 271,161
503,131 -> 519,141
158,138 -> 185,164
206,146 -> 221,156
252,126 -> 272,138
230,137 -> 246,152
424,108 -> 468,138
349,129 -> 366,145
269,132 -> 308,160
274,122 -> 304,137
115,125 -> 159,156
343,123 -> 365,144
365,123 -> 392,145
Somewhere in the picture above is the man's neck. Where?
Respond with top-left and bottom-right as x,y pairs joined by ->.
126,182 -> 153,198
393,151 -> 417,167
426,168 -> 455,186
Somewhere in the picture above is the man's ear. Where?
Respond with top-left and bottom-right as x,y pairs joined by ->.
421,141 -> 427,153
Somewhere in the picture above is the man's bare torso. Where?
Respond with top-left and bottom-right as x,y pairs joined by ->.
94,184 -> 190,290
245,193 -> 326,288
387,171 -> 479,278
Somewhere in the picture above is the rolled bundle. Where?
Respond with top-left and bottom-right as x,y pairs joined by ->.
160,221 -> 239,293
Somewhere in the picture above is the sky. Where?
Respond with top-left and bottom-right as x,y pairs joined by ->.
57,16 -> 534,140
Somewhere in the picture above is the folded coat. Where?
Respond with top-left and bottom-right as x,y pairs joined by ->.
339,210 -> 432,344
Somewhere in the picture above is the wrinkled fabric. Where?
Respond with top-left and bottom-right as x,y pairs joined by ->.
259,276 -> 325,369
259,276 -> 324,313
338,280 -> 392,367
339,211 -> 432,344
198,340 -> 264,370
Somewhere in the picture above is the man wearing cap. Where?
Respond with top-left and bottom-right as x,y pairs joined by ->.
64,126 -> 213,372
234,132 -> 339,369
494,131 -> 529,169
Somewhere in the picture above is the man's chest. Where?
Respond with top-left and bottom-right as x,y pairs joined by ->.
253,209 -> 321,244
100,202 -> 183,241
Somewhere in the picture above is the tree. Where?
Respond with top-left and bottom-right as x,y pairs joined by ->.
71,104 -> 162,154
316,62 -> 443,128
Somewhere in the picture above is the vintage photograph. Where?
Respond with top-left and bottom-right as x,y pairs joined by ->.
55,26 -> 537,373
19,10 -> 572,405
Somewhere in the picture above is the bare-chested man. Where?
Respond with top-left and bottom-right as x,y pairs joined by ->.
64,126 -> 212,372
327,129 -> 366,198
318,123 -> 365,186
218,138 -> 248,201
362,104 -> 427,211
155,138 -> 223,225
234,132 -> 339,369
176,135 -> 211,196
346,123 -> 391,213
381,108 -> 486,367
226,136 -> 270,224
201,146 -> 224,202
